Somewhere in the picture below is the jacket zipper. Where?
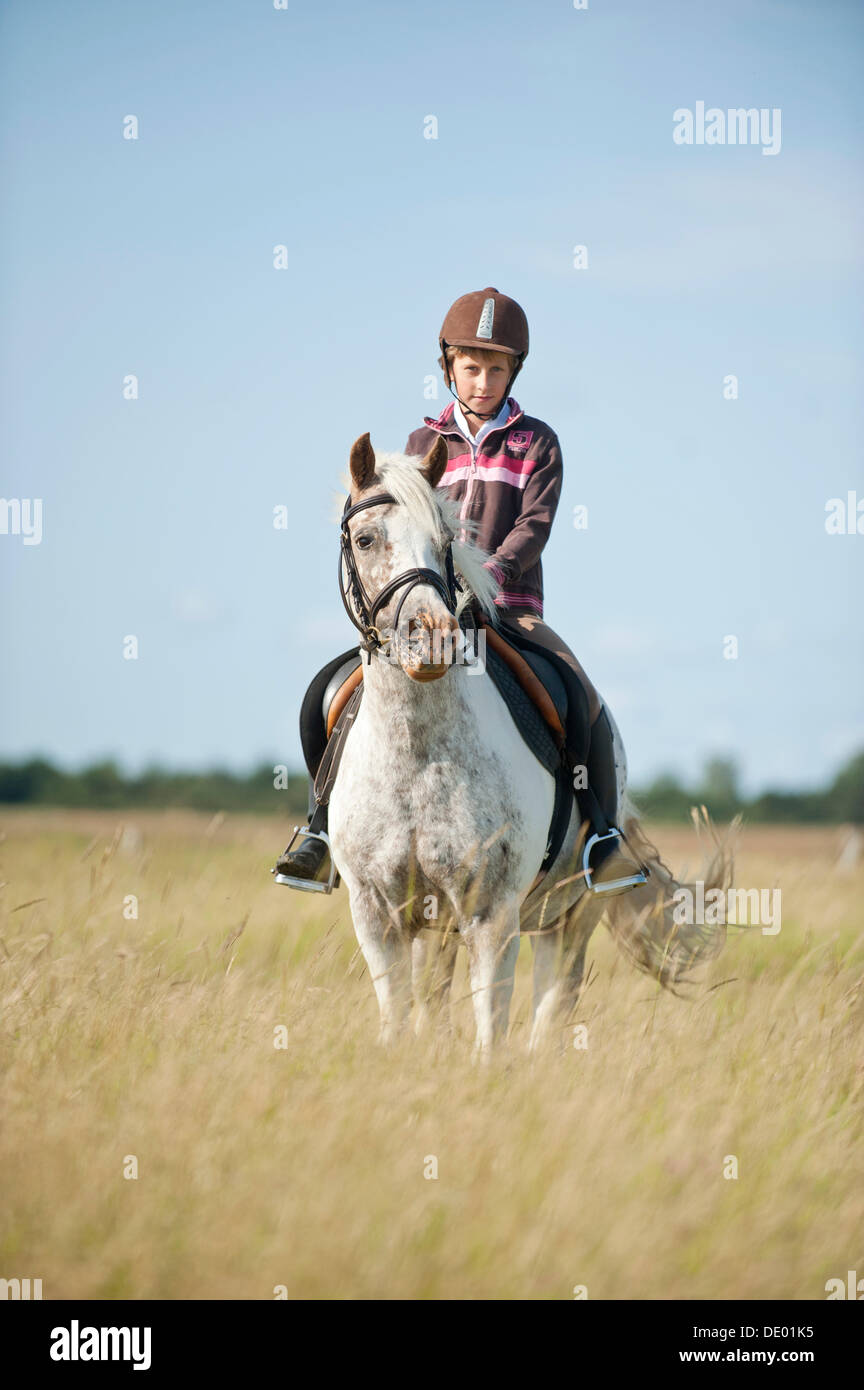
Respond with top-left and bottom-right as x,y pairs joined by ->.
441,406 -> 524,539
458,456 -> 476,537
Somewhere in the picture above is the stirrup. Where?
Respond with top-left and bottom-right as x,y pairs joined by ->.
271,825 -> 338,894
583,828 -> 649,896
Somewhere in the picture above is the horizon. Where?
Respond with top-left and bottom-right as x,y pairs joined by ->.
1,746 -> 859,802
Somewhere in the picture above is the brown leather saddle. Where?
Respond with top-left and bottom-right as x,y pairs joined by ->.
323,619 -> 563,741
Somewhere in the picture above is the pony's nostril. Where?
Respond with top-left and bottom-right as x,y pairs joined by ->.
401,610 -> 460,667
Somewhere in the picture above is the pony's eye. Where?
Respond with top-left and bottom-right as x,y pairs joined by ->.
355,533 -> 374,549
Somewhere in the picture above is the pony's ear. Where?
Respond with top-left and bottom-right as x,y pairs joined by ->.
349,433 -> 376,492
420,435 -> 448,489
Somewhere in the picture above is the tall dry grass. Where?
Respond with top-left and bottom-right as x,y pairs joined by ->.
1,809 -> 862,1299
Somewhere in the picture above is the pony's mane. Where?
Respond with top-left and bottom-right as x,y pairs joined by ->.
335,451 -> 501,623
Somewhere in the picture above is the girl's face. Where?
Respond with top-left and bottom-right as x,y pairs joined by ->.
451,352 -> 510,414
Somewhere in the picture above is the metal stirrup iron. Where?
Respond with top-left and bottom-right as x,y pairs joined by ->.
272,802 -> 338,894
582,827 -> 649,896
578,785 -> 650,896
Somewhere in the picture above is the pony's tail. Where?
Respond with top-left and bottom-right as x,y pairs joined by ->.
603,803 -> 737,993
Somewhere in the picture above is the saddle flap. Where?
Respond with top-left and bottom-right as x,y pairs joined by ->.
478,620 -> 567,744
516,650 -> 568,731
325,661 -> 364,737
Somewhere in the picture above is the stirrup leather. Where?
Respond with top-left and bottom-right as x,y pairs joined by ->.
583,827 -> 649,896
272,825 -> 338,894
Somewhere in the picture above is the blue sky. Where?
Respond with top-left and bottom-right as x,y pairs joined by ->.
1,0 -> 862,795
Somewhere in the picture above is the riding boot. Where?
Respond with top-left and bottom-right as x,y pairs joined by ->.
272,775 -> 333,885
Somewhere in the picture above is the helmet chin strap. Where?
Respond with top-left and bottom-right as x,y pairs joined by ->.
447,383 -> 501,421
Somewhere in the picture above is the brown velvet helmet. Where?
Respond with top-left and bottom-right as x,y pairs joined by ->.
440,286 -> 529,358
438,287 -> 529,401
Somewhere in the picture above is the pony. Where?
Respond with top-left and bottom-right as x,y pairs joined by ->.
327,433 -> 731,1052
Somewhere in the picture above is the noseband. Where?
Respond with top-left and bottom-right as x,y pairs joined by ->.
338,491 -> 462,654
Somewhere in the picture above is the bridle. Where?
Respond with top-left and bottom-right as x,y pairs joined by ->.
338,491 -> 463,654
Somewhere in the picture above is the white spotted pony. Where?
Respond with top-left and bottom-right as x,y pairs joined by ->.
328,433 -> 729,1051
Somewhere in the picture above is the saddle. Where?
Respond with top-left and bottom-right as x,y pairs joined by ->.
299,616 -> 646,897
313,620 -> 571,750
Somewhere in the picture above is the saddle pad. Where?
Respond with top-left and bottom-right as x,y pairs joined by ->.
480,624 -> 566,743
483,645 -> 562,777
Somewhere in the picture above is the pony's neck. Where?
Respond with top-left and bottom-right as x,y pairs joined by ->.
361,651 -> 469,740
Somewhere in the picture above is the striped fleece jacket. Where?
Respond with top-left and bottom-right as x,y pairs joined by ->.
403,397 -> 562,616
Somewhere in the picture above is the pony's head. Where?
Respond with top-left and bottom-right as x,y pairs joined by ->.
338,433 -> 500,681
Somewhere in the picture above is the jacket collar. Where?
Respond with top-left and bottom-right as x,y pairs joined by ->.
424,396 -> 523,439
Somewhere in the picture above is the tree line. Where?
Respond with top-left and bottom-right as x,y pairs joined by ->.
0,751 -> 861,823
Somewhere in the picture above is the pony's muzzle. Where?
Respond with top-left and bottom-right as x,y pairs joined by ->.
398,610 -> 460,682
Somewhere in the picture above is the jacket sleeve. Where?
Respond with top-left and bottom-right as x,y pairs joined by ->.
485,434 -> 563,582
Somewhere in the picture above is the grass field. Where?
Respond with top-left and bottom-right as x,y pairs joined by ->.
1,808 -> 862,1300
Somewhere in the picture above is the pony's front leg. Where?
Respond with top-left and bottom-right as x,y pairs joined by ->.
350,886 -> 413,1047
461,905 -> 521,1053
